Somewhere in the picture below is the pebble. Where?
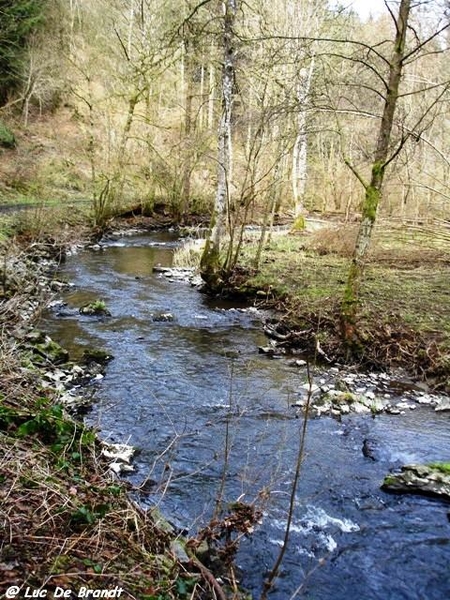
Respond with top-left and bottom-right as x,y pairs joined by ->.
386,407 -> 401,415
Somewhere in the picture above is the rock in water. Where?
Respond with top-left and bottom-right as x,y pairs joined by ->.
152,312 -> 174,322
79,301 -> 111,316
82,348 -> 114,365
381,464 -> 450,502
362,438 -> 381,461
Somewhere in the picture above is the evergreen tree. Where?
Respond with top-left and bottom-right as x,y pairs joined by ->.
0,0 -> 47,106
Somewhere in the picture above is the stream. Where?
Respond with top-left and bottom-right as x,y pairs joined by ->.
43,231 -> 450,600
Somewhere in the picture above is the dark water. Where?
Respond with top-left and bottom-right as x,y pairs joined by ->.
43,232 -> 450,600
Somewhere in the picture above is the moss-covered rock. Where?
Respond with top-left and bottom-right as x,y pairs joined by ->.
33,338 -> 69,365
79,300 -> 111,316
26,330 -> 69,365
82,348 -> 114,365
382,464 -> 450,502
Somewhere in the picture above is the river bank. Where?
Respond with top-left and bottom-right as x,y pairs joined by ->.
0,233 -> 237,600
207,222 -> 450,393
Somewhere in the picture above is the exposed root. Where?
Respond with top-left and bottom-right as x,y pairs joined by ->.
262,307 -> 450,392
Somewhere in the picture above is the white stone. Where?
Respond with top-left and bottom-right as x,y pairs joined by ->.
435,399 -> 450,412
109,462 -> 134,474
101,442 -> 135,464
300,383 -> 320,394
351,402 -> 371,414
418,396 -> 434,405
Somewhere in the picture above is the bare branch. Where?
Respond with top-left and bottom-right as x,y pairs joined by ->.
343,157 -> 369,189
177,0 -> 214,37
316,52 -> 389,91
238,34 -> 392,66
398,79 -> 450,98
113,26 -> 130,62
402,21 -> 450,63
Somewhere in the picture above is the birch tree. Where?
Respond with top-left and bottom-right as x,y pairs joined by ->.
286,0 -> 327,228
201,0 -> 238,288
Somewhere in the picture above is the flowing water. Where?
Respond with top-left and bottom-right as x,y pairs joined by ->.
43,232 -> 450,600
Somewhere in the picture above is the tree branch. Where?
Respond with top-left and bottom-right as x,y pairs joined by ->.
402,21 -> 450,63
343,157 -> 369,189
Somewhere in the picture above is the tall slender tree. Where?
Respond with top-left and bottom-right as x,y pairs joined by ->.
200,0 -> 238,288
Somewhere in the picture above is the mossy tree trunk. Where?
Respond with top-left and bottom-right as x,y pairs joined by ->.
200,0 -> 237,289
341,0 -> 411,344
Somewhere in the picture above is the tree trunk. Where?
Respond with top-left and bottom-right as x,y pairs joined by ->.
181,38 -> 195,220
341,0 -> 411,343
292,59 -> 314,228
200,0 -> 237,288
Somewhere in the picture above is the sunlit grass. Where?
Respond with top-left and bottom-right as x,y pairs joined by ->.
239,229 -> 450,344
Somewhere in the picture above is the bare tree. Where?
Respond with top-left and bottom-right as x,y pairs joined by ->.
340,0 -> 450,344
201,0 -> 238,288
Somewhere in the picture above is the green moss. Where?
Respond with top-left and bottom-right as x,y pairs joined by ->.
291,215 -> 306,231
382,474 -> 398,486
200,239 -> 224,289
79,300 -> 111,316
363,185 -> 381,223
428,462 -> 450,475
334,391 -> 356,404
34,340 -> 69,364
82,348 -> 114,364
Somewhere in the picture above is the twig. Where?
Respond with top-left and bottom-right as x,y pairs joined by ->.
189,555 -> 228,600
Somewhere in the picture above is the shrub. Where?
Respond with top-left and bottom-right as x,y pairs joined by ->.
0,120 -> 16,148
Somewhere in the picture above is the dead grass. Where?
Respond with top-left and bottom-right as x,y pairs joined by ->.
0,426 -> 175,597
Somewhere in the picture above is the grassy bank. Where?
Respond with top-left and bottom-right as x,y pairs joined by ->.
230,223 -> 450,390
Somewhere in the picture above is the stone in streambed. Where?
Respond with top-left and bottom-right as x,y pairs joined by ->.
82,348 -> 114,365
152,312 -> 175,322
79,300 -> 111,316
27,331 -> 69,365
435,399 -> 450,412
381,463 -> 450,502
